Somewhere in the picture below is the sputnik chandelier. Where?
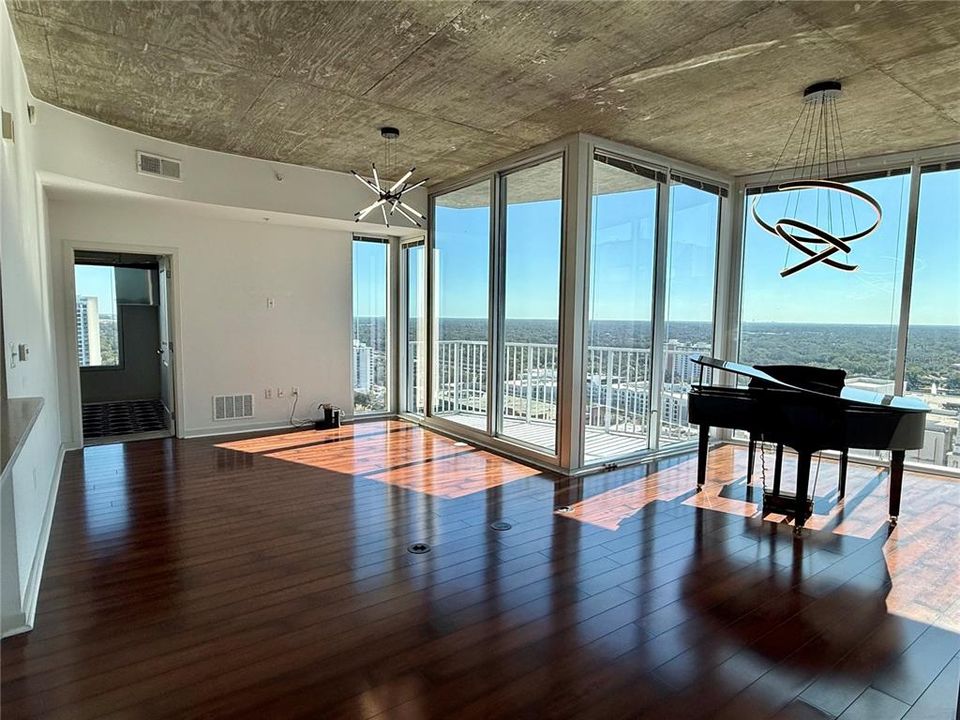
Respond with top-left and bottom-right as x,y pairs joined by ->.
752,80 -> 881,278
352,127 -> 427,229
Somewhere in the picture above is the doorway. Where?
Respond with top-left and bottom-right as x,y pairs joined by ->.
74,250 -> 176,443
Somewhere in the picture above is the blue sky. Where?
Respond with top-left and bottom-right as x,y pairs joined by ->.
742,169 -> 959,326
353,240 -> 388,317
83,168 -> 958,329
431,168 -> 958,326
75,265 -> 117,312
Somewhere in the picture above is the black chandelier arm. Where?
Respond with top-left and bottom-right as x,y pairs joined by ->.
751,180 -> 881,246
776,179 -> 882,241
776,216 -> 854,253
773,225 -> 858,272
774,226 -> 858,276
781,249 -> 857,278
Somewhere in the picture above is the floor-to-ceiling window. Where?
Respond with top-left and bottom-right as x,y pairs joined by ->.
432,180 -> 492,431
352,237 -> 389,414
904,166 -> 960,468
584,153 -> 658,462
500,157 -> 564,453
739,171 -> 911,391
659,176 -> 722,445
402,240 -> 426,415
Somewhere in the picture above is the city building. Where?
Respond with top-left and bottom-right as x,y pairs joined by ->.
74,296 -> 101,367
352,340 -> 373,392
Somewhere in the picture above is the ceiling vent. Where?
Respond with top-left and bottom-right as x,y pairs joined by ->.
137,151 -> 181,181
213,394 -> 254,421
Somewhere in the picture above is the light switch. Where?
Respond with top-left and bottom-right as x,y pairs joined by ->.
267,298 -> 275,309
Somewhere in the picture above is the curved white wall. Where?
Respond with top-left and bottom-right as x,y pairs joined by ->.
34,101 -> 426,235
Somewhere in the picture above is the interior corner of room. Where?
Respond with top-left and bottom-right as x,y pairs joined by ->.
1,0 -> 958,716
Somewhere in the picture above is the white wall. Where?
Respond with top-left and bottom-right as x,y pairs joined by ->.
34,101 -> 426,235
0,3 -> 64,635
49,194 -> 355,441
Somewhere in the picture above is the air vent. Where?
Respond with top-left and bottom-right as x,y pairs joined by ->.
212,394 -> 254,421
137,151 -> 182,181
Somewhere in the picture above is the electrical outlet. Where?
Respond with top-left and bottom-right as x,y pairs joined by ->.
292,386 -> 300,396
264,388 -> 272,400
277,388 -> 285,398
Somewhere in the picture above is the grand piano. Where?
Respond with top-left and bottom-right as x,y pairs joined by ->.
687,355 -> 928,532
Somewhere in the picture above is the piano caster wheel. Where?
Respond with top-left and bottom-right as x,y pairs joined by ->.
889,516 -> 898,527
696,486 -> 703,493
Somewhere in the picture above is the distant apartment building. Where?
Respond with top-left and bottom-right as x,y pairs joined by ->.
664,340 -> 711,385
352,341 -> 373,392
76,296 -> 101,366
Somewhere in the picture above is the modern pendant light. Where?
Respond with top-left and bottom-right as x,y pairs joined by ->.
351,127 -> 427,229
752,81 -> 882,278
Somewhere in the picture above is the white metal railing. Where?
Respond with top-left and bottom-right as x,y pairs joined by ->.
416,339 -> 705,443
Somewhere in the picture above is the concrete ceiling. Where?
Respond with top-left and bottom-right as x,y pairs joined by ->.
9,1 -> 960,187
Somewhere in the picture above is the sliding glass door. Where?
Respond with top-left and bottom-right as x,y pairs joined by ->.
582,152 -> 724,464
431,180 -> 492,432
584,153 -> 658,462
659,177 -> 722,445
499,157 -> 564,453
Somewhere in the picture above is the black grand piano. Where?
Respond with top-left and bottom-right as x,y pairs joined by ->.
687,355 -> 928,532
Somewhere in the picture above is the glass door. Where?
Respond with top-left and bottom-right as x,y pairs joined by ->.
401,239 -> 426,415
431,180 -> 493,432
583,152 -> 659,463
499,157 -> 564,453
658,176 -> 722,447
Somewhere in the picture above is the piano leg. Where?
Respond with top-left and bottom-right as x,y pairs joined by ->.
747,434 -> 756,483
794,451 -> 812,535
696,424 -> 709,492
889,450 -> 904,526
838,449 -> 849,502
773,444 -> 783,496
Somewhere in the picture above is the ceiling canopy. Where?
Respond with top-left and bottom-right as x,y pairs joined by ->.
10,1 -> 960,185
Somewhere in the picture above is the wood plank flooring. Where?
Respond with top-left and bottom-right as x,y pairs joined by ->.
2,419 -> 958,719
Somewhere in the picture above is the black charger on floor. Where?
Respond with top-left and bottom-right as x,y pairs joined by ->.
314,404 -> 341,430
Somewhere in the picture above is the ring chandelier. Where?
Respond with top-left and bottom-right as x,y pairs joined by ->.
751,81 -> 882,278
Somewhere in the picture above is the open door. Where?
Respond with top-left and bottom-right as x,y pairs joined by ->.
158,256 -> 175,434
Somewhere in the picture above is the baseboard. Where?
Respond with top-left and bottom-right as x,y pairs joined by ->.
18,443 -> 66,633
183,421 -> 296,440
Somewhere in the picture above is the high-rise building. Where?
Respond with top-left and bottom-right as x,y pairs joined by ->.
76,296 -> 101,366
352,341 -> 373,392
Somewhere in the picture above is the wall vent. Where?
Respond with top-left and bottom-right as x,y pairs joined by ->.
137,151 -> 182,181
213,394 -> 254,421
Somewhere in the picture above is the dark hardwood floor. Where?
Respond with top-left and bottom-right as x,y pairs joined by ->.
2,420 -> 958,719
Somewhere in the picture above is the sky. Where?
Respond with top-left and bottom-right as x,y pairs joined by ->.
425,167 -> 958,327
741,168 -> 960,326
75,265 -> 117,313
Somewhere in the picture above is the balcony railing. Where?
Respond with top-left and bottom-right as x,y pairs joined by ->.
409,339 -> 706,445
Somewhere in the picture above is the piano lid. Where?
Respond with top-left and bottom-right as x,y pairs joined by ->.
692,355 -> 929,413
